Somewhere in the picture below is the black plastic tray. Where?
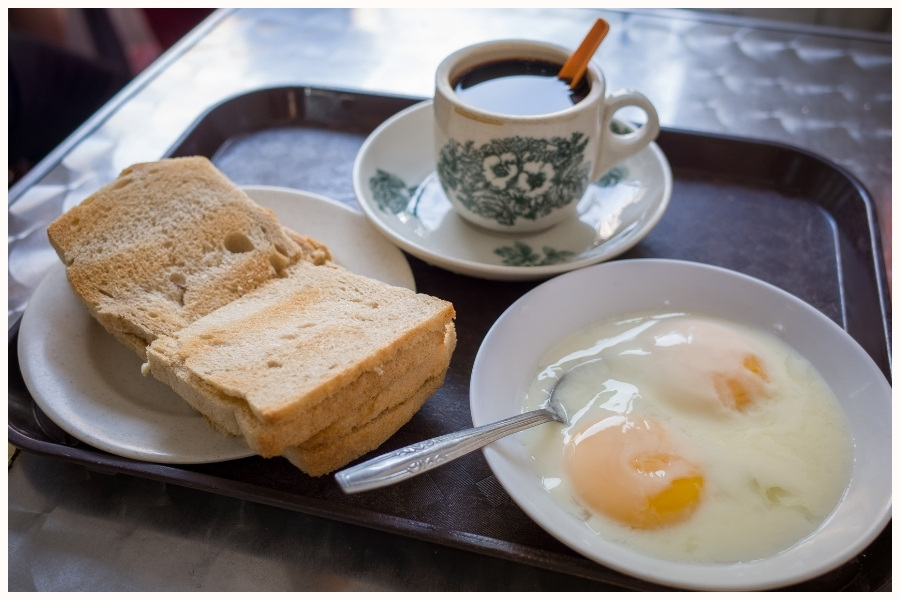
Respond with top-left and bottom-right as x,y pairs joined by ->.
9,86 -> 892,591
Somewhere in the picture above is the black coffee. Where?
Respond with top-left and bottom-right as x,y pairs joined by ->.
453,59 -> 590,116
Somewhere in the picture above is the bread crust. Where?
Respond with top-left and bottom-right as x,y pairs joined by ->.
297,322 -> 456,450
282,374 -> 447,477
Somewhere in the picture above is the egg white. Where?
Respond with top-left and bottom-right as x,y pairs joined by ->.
520,311 -> 853,564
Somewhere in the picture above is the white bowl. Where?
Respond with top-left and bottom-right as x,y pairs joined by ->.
470,258 -> 891,590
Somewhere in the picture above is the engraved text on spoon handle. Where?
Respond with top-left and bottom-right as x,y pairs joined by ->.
335,409 -> 557,493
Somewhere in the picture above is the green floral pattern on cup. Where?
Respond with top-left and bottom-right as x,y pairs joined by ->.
436,133 -> 590,227
367,165 -> 629,268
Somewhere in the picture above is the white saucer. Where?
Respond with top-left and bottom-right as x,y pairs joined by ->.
353,101 -> 672,281
18,187 -> 415,464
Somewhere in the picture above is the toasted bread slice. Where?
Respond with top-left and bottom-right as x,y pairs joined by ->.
46,156 -> 321,359
47,156 -> 457,476
145,260 -> 456,459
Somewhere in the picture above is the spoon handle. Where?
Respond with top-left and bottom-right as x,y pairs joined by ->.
335,408 -> 558,493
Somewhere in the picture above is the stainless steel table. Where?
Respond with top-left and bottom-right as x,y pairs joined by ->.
8,8 -> 891,591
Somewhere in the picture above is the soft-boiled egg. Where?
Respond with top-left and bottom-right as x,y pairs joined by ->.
566,415 -> 705,530
521,312 -> 853,563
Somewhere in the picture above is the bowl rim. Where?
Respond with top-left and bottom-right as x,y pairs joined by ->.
470,258 -> 892,590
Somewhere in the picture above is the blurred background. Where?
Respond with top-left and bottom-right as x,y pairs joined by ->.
7,7 -> 892,186
8,8 -> 215,184
694,7 -> 891,32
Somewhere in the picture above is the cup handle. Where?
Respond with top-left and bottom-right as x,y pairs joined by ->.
594,90 -> 660,179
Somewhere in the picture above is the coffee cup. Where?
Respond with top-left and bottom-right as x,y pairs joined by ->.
434,39 -> 660,233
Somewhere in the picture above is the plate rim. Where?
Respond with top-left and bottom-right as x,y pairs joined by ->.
17,264 -> 257,464
352,100 -> 673,281
469,258 -> 892,590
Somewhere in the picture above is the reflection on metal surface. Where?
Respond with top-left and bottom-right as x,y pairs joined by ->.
7,8 -> 891,332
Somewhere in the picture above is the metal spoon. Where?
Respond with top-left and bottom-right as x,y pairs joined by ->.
334,359 -> 599,494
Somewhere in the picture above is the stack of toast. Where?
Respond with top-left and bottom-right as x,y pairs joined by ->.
47,156 -> 457,476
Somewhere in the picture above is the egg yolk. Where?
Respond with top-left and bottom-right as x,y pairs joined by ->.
634,318 -> 774,414
565,417 -> 704,529
712,353 -> 771,412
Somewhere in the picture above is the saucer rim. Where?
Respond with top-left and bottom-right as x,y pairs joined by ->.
352,100 -> 673,282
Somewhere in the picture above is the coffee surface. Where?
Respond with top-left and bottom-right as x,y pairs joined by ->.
453,59 -> 589,116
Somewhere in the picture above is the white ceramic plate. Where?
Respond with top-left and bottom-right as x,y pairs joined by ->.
18,187 -> 415,464
470,259 -> 891,590
352,101 -> 672,281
